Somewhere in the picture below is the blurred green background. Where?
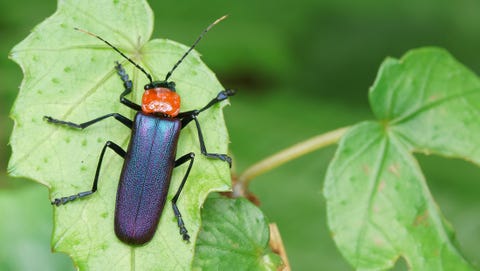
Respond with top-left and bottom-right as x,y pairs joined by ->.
1,0 -> 480,270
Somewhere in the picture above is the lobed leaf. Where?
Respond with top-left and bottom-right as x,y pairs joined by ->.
9,0 -> 231,270
324,48 -> 480,270
193,196 -> 283,270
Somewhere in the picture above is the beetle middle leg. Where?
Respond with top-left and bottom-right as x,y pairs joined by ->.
179,89 -> 235,167
44,113 -> 132,129
45,111 -> 132,206
51,141 -> 126,206
172,152 -> 195,242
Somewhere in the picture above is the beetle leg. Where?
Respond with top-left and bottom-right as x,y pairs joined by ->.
177,89 -> 235,120
193,116 -> 232,166
197,89 -> 235,114
178,89 -> 234,167
44,113 -> 132,129
115,61 -> 141,111
172,152 -> 195,242
180,114 -> 231,166
51,141 -> 126,206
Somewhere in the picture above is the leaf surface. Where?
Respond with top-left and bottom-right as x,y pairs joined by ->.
9,0 -> 231,269
193,197 -> 283,270
324,48 -> 480,270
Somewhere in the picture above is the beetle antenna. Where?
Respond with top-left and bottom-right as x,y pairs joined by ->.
164,15 -> 227,81
74,27 -> 153,84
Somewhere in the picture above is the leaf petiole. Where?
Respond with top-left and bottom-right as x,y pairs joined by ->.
234,126 -> 350,197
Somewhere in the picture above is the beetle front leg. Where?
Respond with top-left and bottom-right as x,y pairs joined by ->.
115,61 -> 141,111
177,89 -> 235,119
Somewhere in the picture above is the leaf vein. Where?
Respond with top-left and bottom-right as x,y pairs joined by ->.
391,88 -> 480,125
355,135 -> 389,263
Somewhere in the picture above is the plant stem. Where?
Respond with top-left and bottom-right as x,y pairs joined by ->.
234,126 -> 350,197
269,223 -> 290,271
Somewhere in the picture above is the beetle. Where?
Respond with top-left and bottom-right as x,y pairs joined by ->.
45,16 -> 234,245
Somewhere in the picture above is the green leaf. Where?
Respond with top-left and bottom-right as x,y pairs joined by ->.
324,48 -> 480,270
8,0 -> 231,270
193,196 -> 283,270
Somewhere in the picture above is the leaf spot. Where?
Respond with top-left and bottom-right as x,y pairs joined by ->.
362,164 -> 370,175
428,95 -> 438,102
388,163 -> 400,177
100,243 -> 108,250
413,210 -> 429,227
378,180 -> 386,192
373,236 -> 384,246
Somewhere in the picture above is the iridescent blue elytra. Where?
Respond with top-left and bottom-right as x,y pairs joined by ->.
115,112 -> 181,245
